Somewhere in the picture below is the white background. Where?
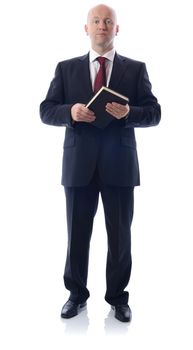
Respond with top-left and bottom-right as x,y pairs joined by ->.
1,0 -> 193,348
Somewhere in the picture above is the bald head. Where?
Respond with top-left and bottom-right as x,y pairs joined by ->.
87,4 -> 117,24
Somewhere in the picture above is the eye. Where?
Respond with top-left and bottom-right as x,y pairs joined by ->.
93,19 -> 100,24
105,19 -> 113,25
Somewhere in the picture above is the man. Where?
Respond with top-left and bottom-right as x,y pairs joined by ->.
40,4 -> 161,322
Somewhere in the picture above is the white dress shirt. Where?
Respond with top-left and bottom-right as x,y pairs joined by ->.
89,48 -> 115,90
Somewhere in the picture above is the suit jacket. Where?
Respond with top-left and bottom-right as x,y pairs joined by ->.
40,53 -> 161,187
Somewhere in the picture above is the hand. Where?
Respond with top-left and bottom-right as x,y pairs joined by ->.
71,103 -> 96,123
106,102 -> 130,119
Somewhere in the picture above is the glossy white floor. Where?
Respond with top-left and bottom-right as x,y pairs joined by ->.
1,183 -> 193,350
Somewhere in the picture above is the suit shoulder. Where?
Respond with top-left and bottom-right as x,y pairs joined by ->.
58,54 -> 88,67
117,54 -> 145,67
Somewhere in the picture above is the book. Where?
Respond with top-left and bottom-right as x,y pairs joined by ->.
86,86 -> 129,129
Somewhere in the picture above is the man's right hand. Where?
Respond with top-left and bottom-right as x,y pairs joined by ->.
71,104 -> 96,123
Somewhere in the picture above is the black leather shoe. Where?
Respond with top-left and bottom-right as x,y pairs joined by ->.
61,300 -> 87,319
112,304 -> 132,322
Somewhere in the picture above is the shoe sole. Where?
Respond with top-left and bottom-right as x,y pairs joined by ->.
115,314 -> 132,322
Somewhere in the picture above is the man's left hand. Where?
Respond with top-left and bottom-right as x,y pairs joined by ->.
106,102 -> 130,119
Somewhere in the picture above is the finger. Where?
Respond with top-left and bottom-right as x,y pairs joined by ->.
83,115 -> 96,121
77,113 -> 96,122
107,102 -> 128,112
112,103 -> 127,113
105,105 -> 125,119
84,107 -> 95,116
105,104 -> 118,115
106,103 -> 120,113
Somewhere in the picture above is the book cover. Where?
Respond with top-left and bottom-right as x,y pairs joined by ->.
86,86 -> 129,129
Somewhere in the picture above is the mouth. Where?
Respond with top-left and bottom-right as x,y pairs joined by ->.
96,33 -> 106,36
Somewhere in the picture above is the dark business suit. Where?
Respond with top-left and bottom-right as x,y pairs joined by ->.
40,53 -> 161,305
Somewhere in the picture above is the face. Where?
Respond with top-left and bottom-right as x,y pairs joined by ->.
85,5 -> 119,53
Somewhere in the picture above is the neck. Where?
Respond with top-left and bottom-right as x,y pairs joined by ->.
92,44 -> 114,56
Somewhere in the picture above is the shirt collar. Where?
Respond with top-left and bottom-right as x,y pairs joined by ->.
89,48 -> 116,63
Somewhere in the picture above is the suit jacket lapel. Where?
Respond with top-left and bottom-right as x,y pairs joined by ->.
78,54 -> 93,98
108,53 -> 128,90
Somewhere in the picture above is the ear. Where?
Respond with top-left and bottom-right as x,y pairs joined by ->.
84,24 -> 88,35
116,25 -> 119,35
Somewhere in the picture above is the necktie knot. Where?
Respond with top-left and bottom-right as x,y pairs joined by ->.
97,56 -> 106,65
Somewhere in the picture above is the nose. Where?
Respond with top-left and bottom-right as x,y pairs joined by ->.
98,19 -> 107,30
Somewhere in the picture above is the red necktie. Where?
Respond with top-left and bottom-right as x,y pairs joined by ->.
94,57 -> 106,93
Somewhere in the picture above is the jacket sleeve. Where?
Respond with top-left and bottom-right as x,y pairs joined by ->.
39,63 -> 74,128
125,63 -> 161,128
